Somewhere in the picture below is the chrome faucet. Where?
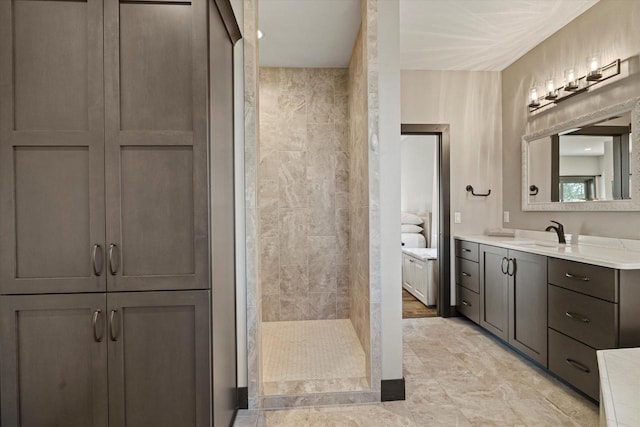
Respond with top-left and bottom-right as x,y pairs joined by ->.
545,221 -> 566,244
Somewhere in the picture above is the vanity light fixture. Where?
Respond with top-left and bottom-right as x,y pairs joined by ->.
528,58 -> 621,113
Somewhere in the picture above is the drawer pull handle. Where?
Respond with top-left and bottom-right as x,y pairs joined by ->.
565,311 -> 591,323
565,272 -> 590,282
92,309 -> 104,342
109,310 -> 120,341
461,300 -> 471,307
461,272 -> 471,277
566,358 -> 591,373
462,248 -> 471,252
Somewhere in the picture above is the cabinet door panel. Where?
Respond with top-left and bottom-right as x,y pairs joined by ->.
402,255 -> 413,290
0,0 -> 105,294
413,259 -> 426,300
0,294 -> 108,427
509,250 -> 548,366
105,0 -> 208,291
107,291 -> 210,427
480,245 -> 509,340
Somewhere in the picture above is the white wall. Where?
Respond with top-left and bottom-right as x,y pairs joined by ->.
378,0 -> 403,382
401,135 -> 437,214
401,70 -> 503,304
560,156 -> 601,176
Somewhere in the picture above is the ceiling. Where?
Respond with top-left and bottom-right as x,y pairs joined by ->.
257,0 -> 599,71
560,135 -> 610,156
258,0 -> 361,68
400,0 -> 599,71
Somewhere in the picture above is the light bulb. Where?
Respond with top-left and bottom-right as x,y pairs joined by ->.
528,86 -> 540,108
545,78 -> 558,100
564,68 -> 579,91
257,29 -> 263,39
586,54 -> 602,81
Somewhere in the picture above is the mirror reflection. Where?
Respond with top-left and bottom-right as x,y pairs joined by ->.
528,113 -> 632,203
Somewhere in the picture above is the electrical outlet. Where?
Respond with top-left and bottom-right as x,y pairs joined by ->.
503,211 -> 510,223
454,212 -> 462,224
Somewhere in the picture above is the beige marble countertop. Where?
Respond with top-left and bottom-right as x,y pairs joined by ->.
454,234 -> 640,270
597,348 -> 640,426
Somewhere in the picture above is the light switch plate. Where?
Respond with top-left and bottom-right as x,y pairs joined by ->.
503,211 -> 510,223
454,212 -> 462,224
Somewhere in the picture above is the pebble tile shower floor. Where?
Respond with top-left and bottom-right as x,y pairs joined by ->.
261,319 -> 368,395
237,317 -> 598,426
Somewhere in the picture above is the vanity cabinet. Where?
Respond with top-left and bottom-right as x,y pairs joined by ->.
456,238 -> 640,401
508,250 -> 548,366
479,245 -> 510,341
455,240 -> 480,324
546,258 -> 634,401
477,244 -> 548,365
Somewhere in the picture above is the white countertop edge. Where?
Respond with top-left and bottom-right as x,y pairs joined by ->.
453,234 -> 640,270
597,348 -> 640,427
597,350 -> 618,427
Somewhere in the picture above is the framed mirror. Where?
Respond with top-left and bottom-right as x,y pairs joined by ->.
523,97 -> 640,211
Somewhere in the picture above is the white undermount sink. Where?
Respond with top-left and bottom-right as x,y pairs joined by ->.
505,240 -> 562,248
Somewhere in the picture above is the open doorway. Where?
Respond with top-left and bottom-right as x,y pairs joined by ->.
400,124 -> 451,319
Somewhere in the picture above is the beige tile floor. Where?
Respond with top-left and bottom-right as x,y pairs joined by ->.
237,317 -> 599,426
262,319 -> 368,395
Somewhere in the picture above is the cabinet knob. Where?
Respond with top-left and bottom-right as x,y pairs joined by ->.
461,300 -> 471,307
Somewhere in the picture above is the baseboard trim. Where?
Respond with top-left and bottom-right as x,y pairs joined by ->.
380,378 -> 405,401
238,387 -> 248,409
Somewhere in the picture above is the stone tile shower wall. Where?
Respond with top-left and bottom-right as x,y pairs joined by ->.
348,27 -> 371,371
258,67 -> 350,322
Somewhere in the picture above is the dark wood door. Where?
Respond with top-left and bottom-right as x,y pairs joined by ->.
508,250 -> 548,366
107,291 -> 210,427
0,294 -> 108,426
104,0 -> 209,292
0,0 -> 106,294
479,245 -> 509,340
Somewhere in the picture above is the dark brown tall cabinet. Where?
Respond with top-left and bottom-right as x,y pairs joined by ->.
0,0 -> 241,425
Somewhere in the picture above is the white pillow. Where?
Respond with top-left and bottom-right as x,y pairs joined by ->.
401,212 -> 423,225
401,224 -> 423,233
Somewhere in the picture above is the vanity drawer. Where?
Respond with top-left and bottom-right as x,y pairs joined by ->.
548,258 -> 618,302
455,257 -> 479,293
455,240 -> 479,262
548,329 -> 599,401
549,285 -> 618,349
456,285 -> 479,324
